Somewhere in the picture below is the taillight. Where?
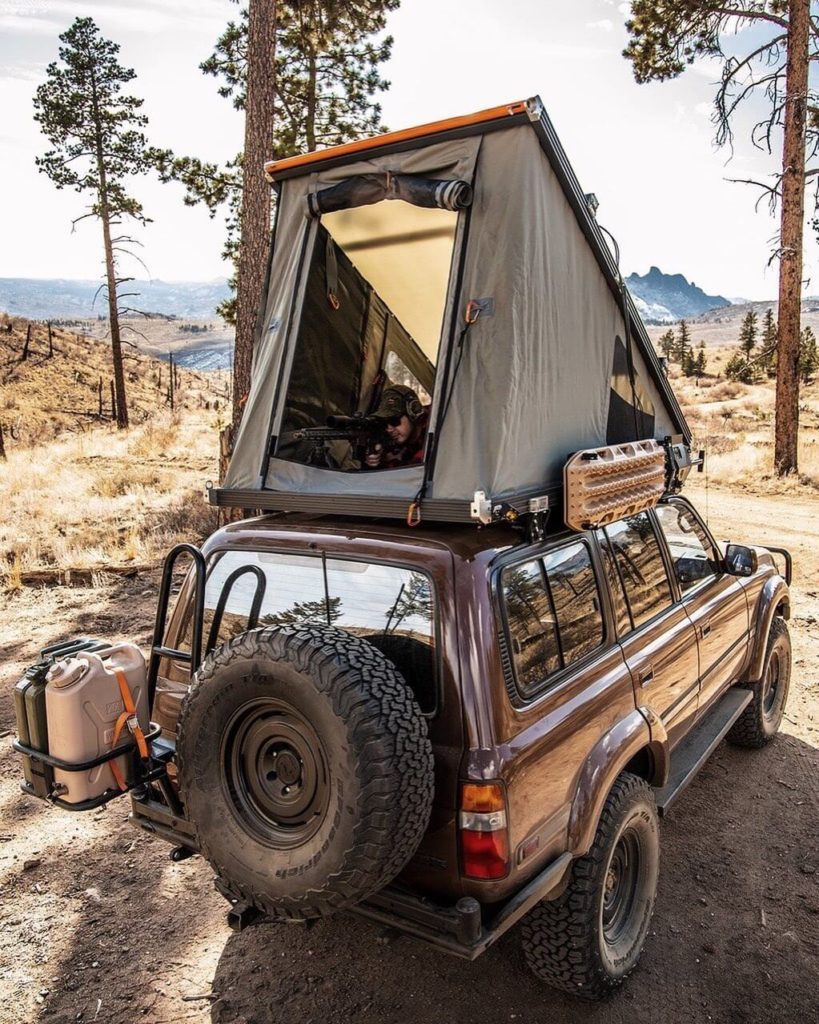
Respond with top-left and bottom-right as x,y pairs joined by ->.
459,782 -> 510,879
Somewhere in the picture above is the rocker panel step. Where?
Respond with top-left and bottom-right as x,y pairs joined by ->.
655,687 -> 753,816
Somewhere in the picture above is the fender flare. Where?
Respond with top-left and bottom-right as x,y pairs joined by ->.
566,709 -> 657,856
746,578 -> 790,683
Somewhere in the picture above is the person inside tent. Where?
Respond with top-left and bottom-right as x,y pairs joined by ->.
365,385 -> 430,469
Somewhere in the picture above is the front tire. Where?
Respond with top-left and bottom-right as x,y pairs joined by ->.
521,773 -> 659,999
728,616 -> 791,749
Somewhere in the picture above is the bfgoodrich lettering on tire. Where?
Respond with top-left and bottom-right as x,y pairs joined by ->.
521,773 -> 659,999
177,624 -> 434,920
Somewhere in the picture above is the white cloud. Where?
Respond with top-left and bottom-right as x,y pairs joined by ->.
588,18 -> 614,32
0,60 -> 45,81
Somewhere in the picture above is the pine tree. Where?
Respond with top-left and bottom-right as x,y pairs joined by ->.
725,351 -> 750,383
800,325 -> 818,383
695,340 -> 707,378
676,320 -> 692,366
757,307 -> 778,378
658,328 -> 675,360
34,17 -> 155,429
623,1 -> 813,475
153,0 -> 398,440
738,310 -> 759,360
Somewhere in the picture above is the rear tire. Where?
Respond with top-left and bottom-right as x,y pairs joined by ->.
177,625 -> 434,920
728,617 -> 791,749
521,773 -> 659,1000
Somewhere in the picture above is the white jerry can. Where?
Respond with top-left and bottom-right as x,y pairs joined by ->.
45,643 -> 149,804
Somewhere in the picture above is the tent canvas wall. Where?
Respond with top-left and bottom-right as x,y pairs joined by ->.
213,97 -> 690,523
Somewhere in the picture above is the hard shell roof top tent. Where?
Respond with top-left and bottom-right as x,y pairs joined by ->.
213,97 -> 692,527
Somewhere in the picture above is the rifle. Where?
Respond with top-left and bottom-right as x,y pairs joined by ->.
293,414 -> 387,466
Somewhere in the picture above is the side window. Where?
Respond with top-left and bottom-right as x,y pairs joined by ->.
502,560 -> 560,690
596,530 -> 631,636
502,543 -> 605,695
605,514 -> 673,629
655,502 -> 720,594
542,542 -> 604,665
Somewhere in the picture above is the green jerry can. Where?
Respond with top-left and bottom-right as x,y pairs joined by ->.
14,662 -> 52,799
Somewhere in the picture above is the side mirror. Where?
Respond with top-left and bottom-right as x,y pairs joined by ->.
724,544 -> 758,578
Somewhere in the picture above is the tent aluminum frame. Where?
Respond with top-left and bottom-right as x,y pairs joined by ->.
210,97 -> 689,523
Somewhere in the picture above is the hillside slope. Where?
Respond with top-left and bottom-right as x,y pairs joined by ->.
0,316 -> 227,448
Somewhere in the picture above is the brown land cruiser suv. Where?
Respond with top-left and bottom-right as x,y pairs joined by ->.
116,493 -> 791,1000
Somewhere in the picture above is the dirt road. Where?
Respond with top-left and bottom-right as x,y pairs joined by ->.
1,487 -> 817,1024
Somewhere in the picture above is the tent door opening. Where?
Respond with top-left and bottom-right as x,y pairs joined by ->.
273,196 -> 460,474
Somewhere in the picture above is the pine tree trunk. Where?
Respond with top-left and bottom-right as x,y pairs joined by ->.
229,0 -> 277,459
100,207 -> 129,429
305,50 -> 317,152
774,0 -> 809,476
89,63 -> 129,430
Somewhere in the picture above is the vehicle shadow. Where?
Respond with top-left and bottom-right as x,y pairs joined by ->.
208,732 -> 818,1024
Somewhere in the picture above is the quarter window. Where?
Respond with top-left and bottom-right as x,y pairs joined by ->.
502,560 -> 560,689
502,543 -> 604,695
604,514 -> 673,629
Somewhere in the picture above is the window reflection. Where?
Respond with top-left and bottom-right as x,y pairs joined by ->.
502,543 -> 604,695
503,561 -> 560,689
655,502 -> 719,593
190,551 -> 436,713
605,514 -> 672,628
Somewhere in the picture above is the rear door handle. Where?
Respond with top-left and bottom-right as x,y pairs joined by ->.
638,665 -> 655,687
700,621 -> 712,638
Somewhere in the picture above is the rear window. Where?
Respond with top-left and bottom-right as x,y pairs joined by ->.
501,541 -> 605,697
183,550 -> 438,714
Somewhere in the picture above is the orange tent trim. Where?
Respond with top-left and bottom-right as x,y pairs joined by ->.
264,100 -> 529,178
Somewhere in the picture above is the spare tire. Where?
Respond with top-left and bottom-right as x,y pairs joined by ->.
177,624 -> 434,920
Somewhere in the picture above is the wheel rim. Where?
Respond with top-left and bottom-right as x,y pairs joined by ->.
221,697 -> 329,848
763,649 -> 782,718
602,828 -> 641,946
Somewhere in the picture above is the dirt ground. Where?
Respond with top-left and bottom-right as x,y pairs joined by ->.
0,483 -> 817,1024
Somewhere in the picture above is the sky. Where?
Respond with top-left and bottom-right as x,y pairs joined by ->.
0,0 -> 814,299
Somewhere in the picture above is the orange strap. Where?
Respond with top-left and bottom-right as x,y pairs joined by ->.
109,669 -> 149,792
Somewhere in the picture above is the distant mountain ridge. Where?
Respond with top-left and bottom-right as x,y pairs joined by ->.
0,277 -> 231,320
3,269 -> 733,330
626,267 -> 730,323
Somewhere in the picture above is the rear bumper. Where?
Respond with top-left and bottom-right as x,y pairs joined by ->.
130,787 -> 573,960
349,852 -> 572,960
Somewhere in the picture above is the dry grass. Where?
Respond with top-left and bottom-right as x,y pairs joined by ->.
668,344 -> 819,495
0,408 -> 221,582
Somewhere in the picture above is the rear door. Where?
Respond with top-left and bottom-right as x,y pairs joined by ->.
600,513 -> 700,751
653,499 -> 749,717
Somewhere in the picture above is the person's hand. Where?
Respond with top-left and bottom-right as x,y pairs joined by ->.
365,443 -> 383,468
